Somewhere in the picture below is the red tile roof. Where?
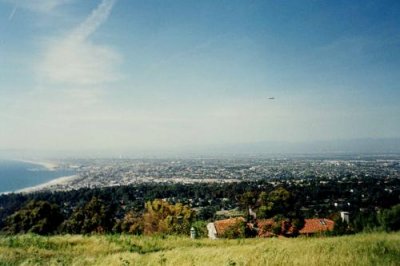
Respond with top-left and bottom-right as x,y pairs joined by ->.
213,217 -> 334,237
299,218 -> 334,234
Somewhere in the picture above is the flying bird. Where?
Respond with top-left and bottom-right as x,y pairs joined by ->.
268,97 -> 275,100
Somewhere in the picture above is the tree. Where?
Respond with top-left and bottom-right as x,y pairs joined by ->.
332,217 -> 349,235
239,191 -> 257,220
257,187 -> 293,218
143,199 -> 195,235
352,211 -> 379,232
378,204 -> 400,232
239,191 -> 256,209
191,220 -> 208,238
113,210 -> 143,234
221,220 -> 247,239
196,206 -> 217,221
62,197 -> 114,234
3,200 -> 63,235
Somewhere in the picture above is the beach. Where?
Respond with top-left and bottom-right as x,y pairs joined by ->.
15,175 -> 80,193
13,159 -> 58,171
0,159 -> 77,194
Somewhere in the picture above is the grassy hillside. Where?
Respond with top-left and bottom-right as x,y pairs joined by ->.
0,233 -> 399,265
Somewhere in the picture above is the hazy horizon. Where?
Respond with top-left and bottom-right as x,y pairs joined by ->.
1,137 -> 400,159
1,0 -> 399,153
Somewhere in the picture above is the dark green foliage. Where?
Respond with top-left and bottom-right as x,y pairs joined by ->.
113,210 -> 143,234
378,204 -> 400,232
352,211 -> 379,232
254,187 -> 305,236
143,199 -> 195,235
190,220 -> 208,238
221,220 -> 247,239
3,200 -> 63,235
256,187 -> 294,218
332,219 -> 348,235
328,214 -> 353,236
62,197 -> 114,234
291,218 -> 305,233
0,176 -> 399,236
271,222 -> 282,236
221,220 -> 256,239
239,191 -> 256,209
196,206 -> 217,221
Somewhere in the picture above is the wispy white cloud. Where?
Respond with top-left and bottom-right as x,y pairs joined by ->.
68,0 -> 116,42
0,0 -> 121,146
8,5 -> 17,20
2,0 -> 72,13
38,0 -> 121,86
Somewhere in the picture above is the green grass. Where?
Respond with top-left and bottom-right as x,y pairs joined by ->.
0,232 -> 399,265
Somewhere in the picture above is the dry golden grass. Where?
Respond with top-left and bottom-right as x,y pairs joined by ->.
0,232 -> 399,265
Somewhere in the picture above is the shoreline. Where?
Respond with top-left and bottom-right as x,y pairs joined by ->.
0,159 -> 78,194
12,159 -> 58,171
15,175 -> 80,194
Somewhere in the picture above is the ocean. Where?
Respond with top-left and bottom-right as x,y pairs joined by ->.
0,160 -> 75,193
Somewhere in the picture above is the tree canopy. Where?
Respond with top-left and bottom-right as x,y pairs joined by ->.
3,200 -> 63,235
62,197 -> 115,234
143,199 -> 195,235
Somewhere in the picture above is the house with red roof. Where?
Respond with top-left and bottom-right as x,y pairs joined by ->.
207,217 -> 335,239
299,218 -> 334,235
257,218 -> 334,237
207,217 -> 245,239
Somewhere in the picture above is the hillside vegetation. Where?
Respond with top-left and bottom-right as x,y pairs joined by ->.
0,232 -> 399,266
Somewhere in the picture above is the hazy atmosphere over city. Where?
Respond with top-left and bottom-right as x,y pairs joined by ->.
0,0 -> 399,155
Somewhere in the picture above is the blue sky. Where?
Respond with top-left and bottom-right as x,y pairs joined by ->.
0,0 -> 399,153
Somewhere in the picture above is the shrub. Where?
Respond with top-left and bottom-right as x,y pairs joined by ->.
191,220 -> 208,238
378,204 -> 400,232
143,199 -> 195,235
3,200 -> 63,235
62,197 -> 114,234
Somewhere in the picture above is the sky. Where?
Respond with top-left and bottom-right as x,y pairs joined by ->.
0,0 -> 399,155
